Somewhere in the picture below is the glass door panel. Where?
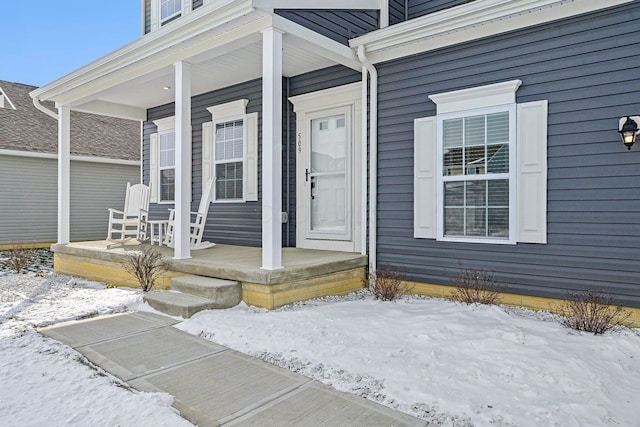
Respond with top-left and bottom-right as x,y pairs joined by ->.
308,113 -> 350,238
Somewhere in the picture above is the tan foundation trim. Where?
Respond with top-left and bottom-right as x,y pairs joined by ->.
54,252 -> 186,290
243,267 -> 366,309
404,280 -> 640,328
0,242 -> 54,251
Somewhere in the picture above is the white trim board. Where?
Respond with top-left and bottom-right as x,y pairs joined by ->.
0,87 -> 16,110
0,149 -> 140,166
350,0 -> 635,64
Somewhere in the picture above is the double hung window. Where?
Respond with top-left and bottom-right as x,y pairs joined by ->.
414,80 -> 548,245
214,119 -> 244,201
440,107 -> 514,241
160,0 -> 182,24
158,130 -> 176,202
202,99 -> 258,203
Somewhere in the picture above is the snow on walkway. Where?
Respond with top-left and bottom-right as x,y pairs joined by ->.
177,293 -> 640,427
2,266 -> 639,427
0,273 -> 193,427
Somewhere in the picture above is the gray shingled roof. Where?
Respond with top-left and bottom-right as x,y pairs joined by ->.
0,80 -> 140,161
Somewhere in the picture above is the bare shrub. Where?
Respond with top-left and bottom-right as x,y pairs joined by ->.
121,246 -> 169,292
3,243 -> 36,273
448,264 -> 502,305
556,290 -> 631,334
367,264 -> 412,301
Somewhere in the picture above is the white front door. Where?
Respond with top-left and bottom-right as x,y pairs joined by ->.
290,83 -> 363,253
307,108 -> 351,242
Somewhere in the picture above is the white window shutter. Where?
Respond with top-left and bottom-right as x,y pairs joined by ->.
517,100 -> 548,244
245,112 -> 259,201
202,121 -> 213,192
414,116 -> 437,239
149,133 -> 159,203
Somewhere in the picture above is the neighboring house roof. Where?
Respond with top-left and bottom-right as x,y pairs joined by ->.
0,80 -> 140,161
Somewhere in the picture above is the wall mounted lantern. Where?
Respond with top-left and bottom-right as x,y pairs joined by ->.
619,116 -> 640,150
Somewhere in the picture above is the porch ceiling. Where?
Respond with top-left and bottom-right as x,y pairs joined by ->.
31,6 -> 361,120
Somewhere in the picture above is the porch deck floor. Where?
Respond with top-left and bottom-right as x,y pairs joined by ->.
52,241 -> 368,285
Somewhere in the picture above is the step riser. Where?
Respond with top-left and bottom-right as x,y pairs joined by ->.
171,276 -> 242,307
143,294 -> 216,318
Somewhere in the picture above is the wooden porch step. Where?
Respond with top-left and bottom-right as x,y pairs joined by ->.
143,291 -> 219,319
171,275 -> 242,305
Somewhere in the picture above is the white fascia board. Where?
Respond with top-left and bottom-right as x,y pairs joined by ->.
253,0 -> 381,10
350,0 -> 635,64
0,87 -> 17,110
53,14 -> 270,109
72,100 -> 147,121
272,15 -> 361,71
0,149 -> 140,166
30,0 -> 258,103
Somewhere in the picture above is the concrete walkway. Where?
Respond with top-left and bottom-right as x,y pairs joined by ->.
39,312 -> 431,426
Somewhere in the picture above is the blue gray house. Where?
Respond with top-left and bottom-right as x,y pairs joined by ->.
30,0 -> 640,320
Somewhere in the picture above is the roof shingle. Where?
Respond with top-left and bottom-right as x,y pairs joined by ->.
0,80 -> 140,161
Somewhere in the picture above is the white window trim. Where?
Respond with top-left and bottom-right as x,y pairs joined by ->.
212,115 -> 246,203
203,99 -> 258,203
431,81 -> 521,245
435,104 -> 517,244
151,0 -> 193,31
415,79 -> 548,245
152,116 -> 175,204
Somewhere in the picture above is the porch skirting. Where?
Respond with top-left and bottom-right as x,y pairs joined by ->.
51,241 -> 367,310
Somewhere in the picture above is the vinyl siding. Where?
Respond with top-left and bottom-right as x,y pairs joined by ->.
143,68 -> 361,248
275,10 -> 379,45
375,2 -> 640,307
144,79 -> 263,247
388,0 -> 471,24
0,155 -> 139,244
407,0 -> 471,19
388,0 -> 407,25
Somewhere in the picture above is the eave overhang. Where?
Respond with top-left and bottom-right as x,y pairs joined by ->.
349,0 -> 635,64
30,0 -> 361,120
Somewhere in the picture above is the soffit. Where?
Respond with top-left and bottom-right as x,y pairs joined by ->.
31,3 -> 360,118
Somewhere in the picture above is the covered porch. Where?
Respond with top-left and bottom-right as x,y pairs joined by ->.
52,241 -> 367,309
31,1 -> 375,274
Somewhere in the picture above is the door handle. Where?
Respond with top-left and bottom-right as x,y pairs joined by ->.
305,168 -> 310,182
310,176 -> 316,200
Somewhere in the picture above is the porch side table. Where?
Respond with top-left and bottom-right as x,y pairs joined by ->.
148,220 -> 169,246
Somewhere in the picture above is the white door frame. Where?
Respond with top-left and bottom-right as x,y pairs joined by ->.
290,82 -> 363,252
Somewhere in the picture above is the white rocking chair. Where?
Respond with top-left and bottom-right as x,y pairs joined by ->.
107,183 -> 150,246
165,177 -> 215,250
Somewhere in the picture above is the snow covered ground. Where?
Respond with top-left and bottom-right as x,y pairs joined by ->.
0,270 -> 194,427
179,295 -> 640,427
1,251 -> 639,426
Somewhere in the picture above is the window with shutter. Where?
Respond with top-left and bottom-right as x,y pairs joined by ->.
414,80 -> 547,244
202,99 -> 258,203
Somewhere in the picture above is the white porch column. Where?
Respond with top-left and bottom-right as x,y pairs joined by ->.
173,61 -> 192,260
57,106 -> 71,245
261,28 -> 284,270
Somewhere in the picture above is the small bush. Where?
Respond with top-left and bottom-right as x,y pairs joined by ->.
556,290 -> 631,334
121,246 -> 169,292
3,243 -> 36,273
368,264 -> 412,301
448,264 -> 502,305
